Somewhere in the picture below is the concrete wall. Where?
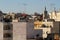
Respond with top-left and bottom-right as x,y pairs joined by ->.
13,22 -> 27,40
13,22 -> 43,39
0,22 -> 49,40
51,21 -> 60,33
27,22 -> 43,38
0,22 -> 3,40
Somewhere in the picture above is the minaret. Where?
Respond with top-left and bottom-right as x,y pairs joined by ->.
44,7 -> 49,19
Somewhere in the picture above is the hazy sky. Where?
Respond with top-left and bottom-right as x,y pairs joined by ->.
0,0 -> 60,14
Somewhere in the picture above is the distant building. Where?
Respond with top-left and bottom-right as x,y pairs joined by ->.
49,11 -> 57,21
49,11 -> 60,21
0,21 -> 53,40
34,21 -> 53,38
12,19 -> 18,22
7,12 -> 15,19
43,7 -> 49,19
34,21 -> 53,29
51,21 -> 60,34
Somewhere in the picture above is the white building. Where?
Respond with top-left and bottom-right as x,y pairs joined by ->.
49,11 -> 60,21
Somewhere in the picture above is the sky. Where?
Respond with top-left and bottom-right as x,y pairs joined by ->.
0,0 -> 60,14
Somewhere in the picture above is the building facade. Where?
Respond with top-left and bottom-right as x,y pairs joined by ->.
49,11 -> 60,21
0,21 -> 59,40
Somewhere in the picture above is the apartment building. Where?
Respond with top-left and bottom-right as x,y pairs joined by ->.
0,21 -> 59,40
0,22 -> 52,40
0,22 -> 27,40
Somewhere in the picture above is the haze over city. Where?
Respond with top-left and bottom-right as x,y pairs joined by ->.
0,0 -> 60,14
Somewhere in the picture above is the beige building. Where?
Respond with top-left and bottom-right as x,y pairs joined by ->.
34,21 -> 53,29
0,22 -> 42,40
7,12 -> 15,19
0,22 -> 27,40
13,22 -> 27,40
0,22 -> 52,40
56,12 -> 60,21
49,11 -> 60,21
34,21 -> 53,38
0,21 -> 59,40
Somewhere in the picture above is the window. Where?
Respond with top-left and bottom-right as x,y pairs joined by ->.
4,33 -> 12,38
3,24 -> 13,30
